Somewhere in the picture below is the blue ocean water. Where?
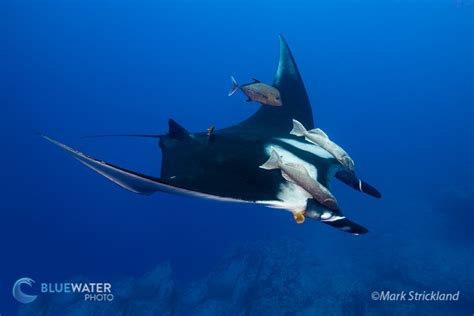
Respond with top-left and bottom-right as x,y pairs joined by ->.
2,0 -> 473,315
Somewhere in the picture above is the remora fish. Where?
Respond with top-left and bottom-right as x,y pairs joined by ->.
228,76 -> 282,106
290,119 -> 355,173
260,148 -> 339,211
40,35 -> 381,235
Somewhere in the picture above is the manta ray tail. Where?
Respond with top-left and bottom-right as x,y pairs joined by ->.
40,134 -> 159,194
81,134 -> 163,139
80,119 -> 190,141
39,134 -> 246,202
228,76 -> 239,96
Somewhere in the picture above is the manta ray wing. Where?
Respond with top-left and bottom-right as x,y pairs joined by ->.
40,134 -> 250,203
221,35 -> 314,137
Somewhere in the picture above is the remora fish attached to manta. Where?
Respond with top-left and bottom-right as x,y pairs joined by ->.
228,76 -> 282,106
260,148 -> 339,211
290,119 -> 355,173
40,35 -> 382,235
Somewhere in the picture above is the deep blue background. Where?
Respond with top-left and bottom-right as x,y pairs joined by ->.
2,0 -> 473,314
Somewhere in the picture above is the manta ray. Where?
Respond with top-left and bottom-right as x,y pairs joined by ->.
41,35 -> 381,235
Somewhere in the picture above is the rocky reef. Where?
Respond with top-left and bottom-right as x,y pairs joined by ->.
432,182 -> 474,243
19,234 -> 473,315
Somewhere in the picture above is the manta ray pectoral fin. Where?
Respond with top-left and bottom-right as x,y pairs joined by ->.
335,170 -> 382,199
40,134 -> 158,194
40,134 -> 247,202
321,216 -> 369,235
222,35 -> 314,136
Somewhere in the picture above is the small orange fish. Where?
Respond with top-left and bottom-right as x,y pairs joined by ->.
228,76 -> 282,106
293,211 -> 305,224
207,125 -> 215,136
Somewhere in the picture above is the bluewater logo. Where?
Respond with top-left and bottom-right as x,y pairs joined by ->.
12,278 -> 38,304
12,277 -> 114,304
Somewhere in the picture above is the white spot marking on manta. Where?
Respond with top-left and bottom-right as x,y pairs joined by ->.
305,210 -> 320,219
321,215 -> 345,222
359,179 -> 363,192
275,182 -> 311,211
275,138 -> 334,159
320,211 -> 333,220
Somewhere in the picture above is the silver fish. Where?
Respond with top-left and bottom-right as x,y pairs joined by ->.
228,76 -> 282,106
259,148 -> 339,210
290,119 -> 355,172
